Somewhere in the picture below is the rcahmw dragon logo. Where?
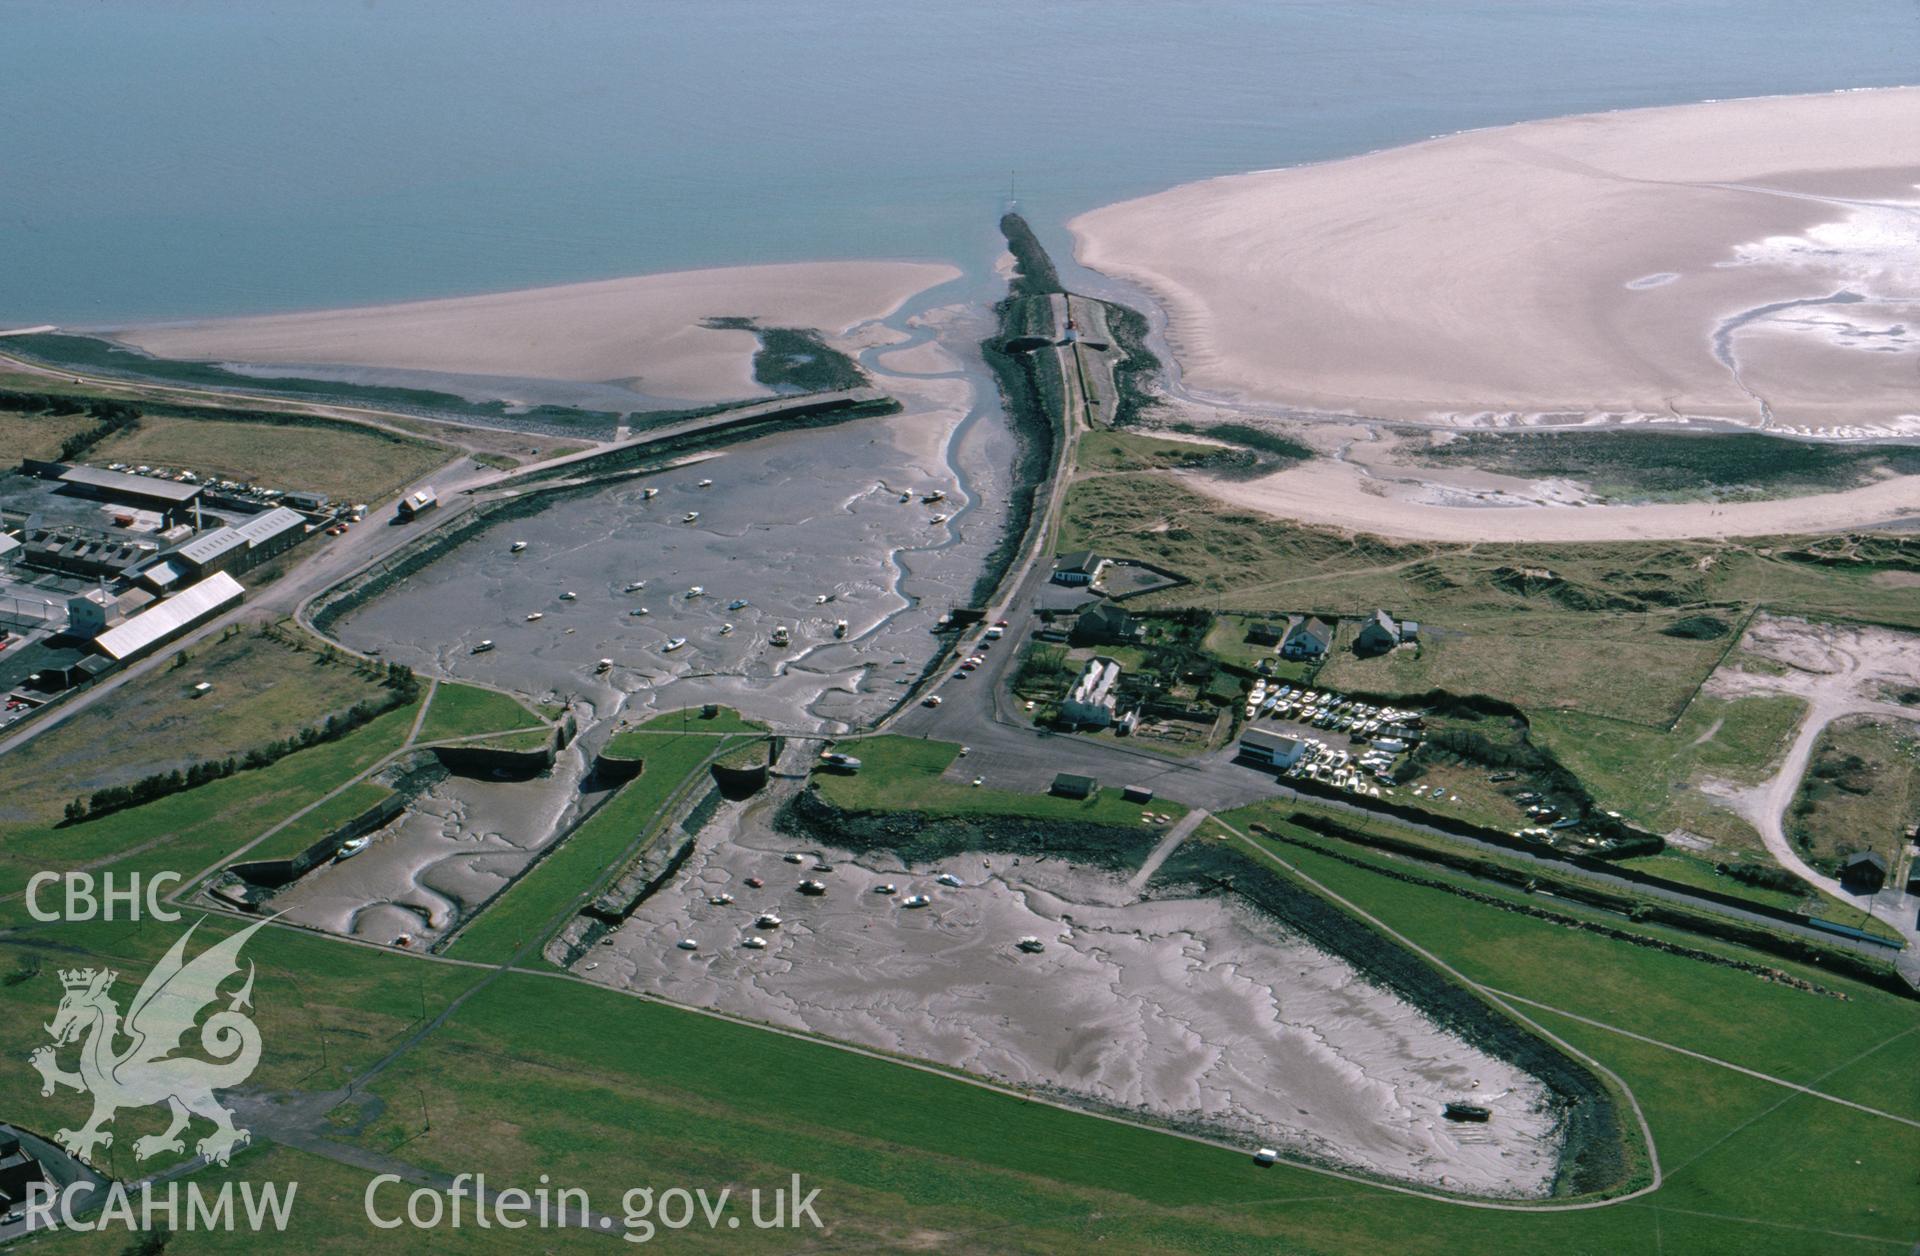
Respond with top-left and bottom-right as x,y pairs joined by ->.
27,917 -> 270,1167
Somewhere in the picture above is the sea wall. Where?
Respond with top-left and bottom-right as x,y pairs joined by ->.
230,793 -> 407,888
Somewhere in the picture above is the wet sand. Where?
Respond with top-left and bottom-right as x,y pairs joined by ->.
108,261 -> 960,405
273,747 -> 597,946
333,345 -> 1005,731
577,807 -> 1564,1197
1071,88 -> 1920,433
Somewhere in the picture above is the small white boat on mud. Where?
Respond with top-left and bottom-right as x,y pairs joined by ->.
771,625 -> 791,646
509,541 -> 527,553
664,636 -> 687,652
335,836 -> 370,861
525,611 -> 544,622
471,639 -> 495,654
683,511 -> 700,523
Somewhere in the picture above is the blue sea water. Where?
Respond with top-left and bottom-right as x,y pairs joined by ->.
2,0 -> 1914,325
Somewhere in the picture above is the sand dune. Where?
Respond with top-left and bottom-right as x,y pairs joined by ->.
110,260 -> 960,403
1072,89 -> 1920,433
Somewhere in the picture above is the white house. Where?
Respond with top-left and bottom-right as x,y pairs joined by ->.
1239,726 -> 1306,769
1060,655 -> 1123,727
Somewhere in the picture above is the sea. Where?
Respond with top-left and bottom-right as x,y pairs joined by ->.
3,0 -> 1915,326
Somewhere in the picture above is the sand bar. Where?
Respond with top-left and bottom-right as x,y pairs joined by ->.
109,261 -> 960,403
1184,460 -> 1920,543
1071,89 -> 1920,432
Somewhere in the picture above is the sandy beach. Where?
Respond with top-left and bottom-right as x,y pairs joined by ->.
1071,89 -> 1920,433
109,260 -> 960,404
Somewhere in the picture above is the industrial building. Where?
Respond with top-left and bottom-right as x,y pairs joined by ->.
1239,726 -> 1306,769
1061,655 -> 1123,728
56,465 -> 204,524
93,572 -> 245,662
64,588 -> 124,637
19,521 -> 160,580
166,506 -> 308,579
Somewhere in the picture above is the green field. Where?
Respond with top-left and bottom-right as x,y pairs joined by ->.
0,628 -> 392,828
234,779 -> 396,865
412,681 -> 547,744
817,734 -> 1181,826
88,412 -> 450,502
630,705 -> 767,735
1075,429 -> 1230,473
1788,715 -> 1920,875
1062,474 -> 1920,725
1531,693 -> 1806,858
5,800 -> 1906,1251
0,407 -> 100,459
0,700 -> 422,897
443,731 -> 755,965
2,724 -> 1914,1249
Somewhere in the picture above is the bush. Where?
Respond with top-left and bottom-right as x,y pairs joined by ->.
1660,614 -> 1732,640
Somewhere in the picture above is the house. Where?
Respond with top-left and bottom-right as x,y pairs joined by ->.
1838,850 -> 1887,894
1052,550 -> 1106,587
0,1135 -> 49,1213
1280,616 -> 1333,660
1239,726 -> 1305,769
1354,609 -> 1401,656
1072,603 -> 1143,646
1060,656 -> 1123,727
1246,620 -> 1286,647
1051,773 -> 1098,800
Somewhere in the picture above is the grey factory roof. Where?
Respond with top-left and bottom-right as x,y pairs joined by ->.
59,465 -> 203,505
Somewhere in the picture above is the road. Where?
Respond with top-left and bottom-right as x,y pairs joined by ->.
877,294 -> 1909,972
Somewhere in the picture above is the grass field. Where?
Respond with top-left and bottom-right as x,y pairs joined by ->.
8,805 -> 1899,1250
2,763 -> 1913,1249
88,413 -> 449,502
1788,715 -> 1920,875
1062,474 -> 1919,725
443,731 -> 755,965
0,628 -> 391,828
234,779 -> 395,865
0,700 -> 421,898
0,407 -> 100,459
1531,693 -> 1806,858
818,734 -> 1184,826
630,705 -> 767,735
412,681 -> 546,744
1075,430 -> 1228,473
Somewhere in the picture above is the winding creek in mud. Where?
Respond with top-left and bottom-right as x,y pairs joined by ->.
333,310 -> 1007,734
288,277 -> 1580,1199
571,793 -> 1566,1197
